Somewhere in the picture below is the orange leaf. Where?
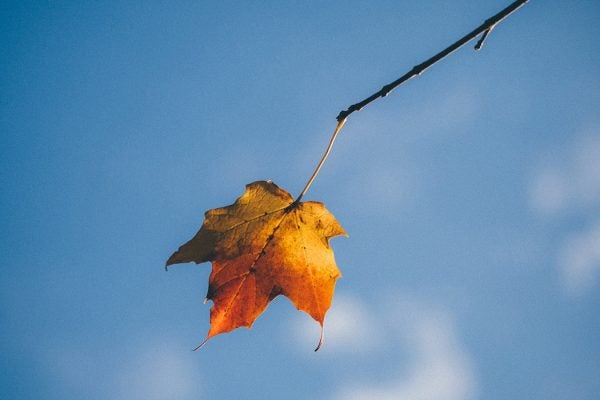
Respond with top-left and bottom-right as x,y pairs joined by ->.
166,181 -> 347,350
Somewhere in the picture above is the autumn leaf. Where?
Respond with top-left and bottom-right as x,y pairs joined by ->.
166,0 -> 531,353
166,180 -> 347,350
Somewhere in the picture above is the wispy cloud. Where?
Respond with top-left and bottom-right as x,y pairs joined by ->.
288,293 -> 383,353
529,127 -> 600,296
45,340 -> 204,400
558,221 -> 600,297
285,295 -> 476,399
529,168 -> 570,215
114,342 -> 204,400
332,299 -> 476,400
530,131 -> 600,215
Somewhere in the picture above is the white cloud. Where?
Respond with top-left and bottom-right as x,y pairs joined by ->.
559,221 -> 600,297
288,294 -> 383,353
529,128 -> 600,296
44,340 -> 203,400
574,135 -> 600,205
530,132 -> 600,215
332,300 -> 477,400
529,168 -> 569,214
115,343 -> 203,400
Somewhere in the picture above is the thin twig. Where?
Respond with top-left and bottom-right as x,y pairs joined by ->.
336,0 -> 529,121
296,118 -> 346,202
474,25 -> 496,51
297,0 -> 529,200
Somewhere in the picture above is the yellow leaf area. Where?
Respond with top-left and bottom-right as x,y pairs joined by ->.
166,181 -> 347,350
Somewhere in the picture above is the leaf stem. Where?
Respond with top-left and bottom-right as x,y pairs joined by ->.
296,118 -> 346,202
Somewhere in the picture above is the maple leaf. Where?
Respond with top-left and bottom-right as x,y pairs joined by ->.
166,180 -> 347,350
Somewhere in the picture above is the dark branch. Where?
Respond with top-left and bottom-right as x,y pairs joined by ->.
336,0 -> 530,122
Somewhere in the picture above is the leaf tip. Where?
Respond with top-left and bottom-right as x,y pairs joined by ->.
193,337 -> 210,351
165,252 -> 179,269
314,325 -> 325,352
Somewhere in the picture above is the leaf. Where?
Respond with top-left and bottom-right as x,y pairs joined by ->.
166,180 -> 347,350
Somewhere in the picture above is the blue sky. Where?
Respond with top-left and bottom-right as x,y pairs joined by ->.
1,1 -> 599,399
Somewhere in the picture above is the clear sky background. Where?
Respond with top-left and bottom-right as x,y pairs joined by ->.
2,1 -> 599,399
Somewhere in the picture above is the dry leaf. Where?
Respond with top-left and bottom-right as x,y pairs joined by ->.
166,180 -> 347,350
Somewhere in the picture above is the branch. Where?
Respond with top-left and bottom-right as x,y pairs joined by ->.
297,0 -> 530,201
335,0 -> 529,122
